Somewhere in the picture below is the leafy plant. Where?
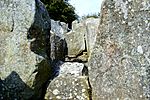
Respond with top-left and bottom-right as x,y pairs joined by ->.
41,0 -> 78,29
82,13 -> 100,19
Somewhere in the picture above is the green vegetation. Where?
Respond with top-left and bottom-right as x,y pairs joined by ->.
82,13 -> 100,19
41,0 -> 78,29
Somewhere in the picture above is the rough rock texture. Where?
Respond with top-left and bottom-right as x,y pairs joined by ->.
65,21 -> 86,58
51,20 -> 68,38
88,0 -> 150,100
65,18 -> 99,61
59,62 -> 84,76
45,62 -> 91,100
50,20 -> 68,61
0,0 -> 51,99
85,18 -> 99,58
45,76 -> 90,100
50,34 -> 67,61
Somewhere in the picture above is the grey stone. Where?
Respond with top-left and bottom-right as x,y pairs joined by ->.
59,62 -> 84,76
50,32 -> 67,61
65,21 -> 86,58
45,62 -> 91,100
84,18 -> 99,59
88,0 -> 150,99
51,19 -> 68,39
65,18 -> 99,61
45,76 -> 90,100
50,20 -> 68,61
0,0 -> 52,99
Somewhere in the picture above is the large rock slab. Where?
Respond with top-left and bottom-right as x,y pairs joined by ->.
51,19 -> 68,38
84,18 -> 99,58
0,0 -> 51,99
45,62 -> 91,100
65,18 -> 99,61
50,20 -> 68,61
88,0 -> 150,100
65,21 -> 86,58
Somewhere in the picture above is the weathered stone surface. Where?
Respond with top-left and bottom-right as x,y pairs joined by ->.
85,18 -> 99,58
0,0 -> 51,99
45,62 -> 91,100
65,21 -> 86,58
50,20 -> 68,61
51,20 -> 68,38
65,18 -> 99,61
45,76 -> 90,100
50,32 -> 67,61
59,62 -> 84,76
88,0 -> 150,99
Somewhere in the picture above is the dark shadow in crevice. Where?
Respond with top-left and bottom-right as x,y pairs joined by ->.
68,49 -> 87,60
27,0 -> 69,99
50,34 -> 68,61
51,60 -> 64,80
82,65 -> 92,100
0,71 -> 33,100
67,22 -> 72,32
27,0 -> 52,99
27,0 -> 51,59
87,77 -> 93,100
82,65 -> 88,76
49,31 -> 68,81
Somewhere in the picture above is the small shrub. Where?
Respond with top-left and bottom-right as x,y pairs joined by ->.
82,13 -> 100,19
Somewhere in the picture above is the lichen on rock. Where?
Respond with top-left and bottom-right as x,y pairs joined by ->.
45,62 -> 91,100
88,0 -> 150,99
0,0 -> 52,99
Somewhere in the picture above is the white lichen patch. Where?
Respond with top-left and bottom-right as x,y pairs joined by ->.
128,22 -> 132,26
145,20 -> 148,24
122,20 -> 126,24
116,98 -> 120,100
140,95 -> 143,98
69,93 -> 73,99
114,0 -> 128,19
137,45 -> 143,54
140,1 -> 150,11
56,96 -> 61,99
74,92 -> 77,95
82,89 -> 86,92
131,9 -> 135,12
76,95 -> 84,100
140,67 -> 146,76
52,89 -> 60,95
59,62 -> 84,76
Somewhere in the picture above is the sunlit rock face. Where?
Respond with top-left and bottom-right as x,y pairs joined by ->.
88,0 -> 150,99
0,0 -> 52,99
65,18 -> 99,62
45,62 -> 90,100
